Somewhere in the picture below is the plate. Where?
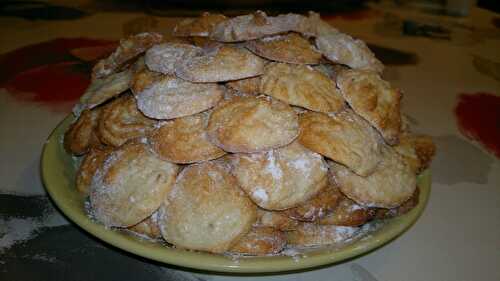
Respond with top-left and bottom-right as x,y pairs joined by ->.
41,115 -> 431,273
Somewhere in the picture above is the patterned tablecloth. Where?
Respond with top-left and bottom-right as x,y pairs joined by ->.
1,2 -> 499,281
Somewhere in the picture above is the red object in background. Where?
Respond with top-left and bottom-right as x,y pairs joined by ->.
0,38 -> 115,106
454,93 -> 500,158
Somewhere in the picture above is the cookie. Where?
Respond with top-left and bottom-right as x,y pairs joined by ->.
319,194 -> 376,226
230,226 -> 286,256
225,76 -> 261,95
298,110 -> 383,176
97,94 -> 155,147
210,11 -> 311,42
74,69 -> 131,115
75,147 -> 113,195
329,146 -> 417,208
158,161 -> 256,253
260,62 -> 344,113
207,96 -> 298,153
173,12 -> 227,37
283,183 -> 343,222
149,111 -> 226,163
175,45 -> 265,82
144,43 -> 203,75
286,223 -> 359,247
374,186 -> 420,219
315,32 -> 383,73
133,72 -> 223,119
255,209 -> 299,231
90,141 -> 179,227
92,32 -> 163,79
246,33 -> 322,64
336,69 -> 401,144
232,141 -> 328,210
394,134 -> 436,174
127,211 -> 162,240
64,108 -> 102,155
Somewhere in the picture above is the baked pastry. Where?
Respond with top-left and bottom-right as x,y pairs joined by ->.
90,141 -> 179,227
133,72 -> 223,119
230,226 -> 286,256
283,182 -> 343,222
127,211 -> 162,239
210,11 -> 311,42
173,12 -> 227,37
158,161 -> 257,253
298,110 -> 383,176
286,223 -> 359,247
260,62 -> 344,113
225,76 -> 261,95
149,111 -> 226,163
144,43 -> 203,75
394,134 -> 436,173
92,32 -> 163,79
64,108 -> 102,155
207,96 -> 299,153
74,69 -> 131,115
329,146 -> 417,208
75,147 -> 112,195
232,141 -> 328,210
255,209 -> 299,231
97,94 -> 155,147
246,33 -> 321,64
175,45 -> 265,82
336,69 -> 401,144
319,195 -> 376,226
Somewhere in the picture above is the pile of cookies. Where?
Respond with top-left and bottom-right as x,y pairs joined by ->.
64,11 -> 435,256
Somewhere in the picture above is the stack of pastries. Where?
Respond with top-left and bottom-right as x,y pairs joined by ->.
64,11 -> 435,256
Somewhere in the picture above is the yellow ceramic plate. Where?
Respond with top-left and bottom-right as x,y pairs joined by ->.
41,115 -> 431,273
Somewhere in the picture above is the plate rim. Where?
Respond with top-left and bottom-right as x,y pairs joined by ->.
41,114 -> 431,273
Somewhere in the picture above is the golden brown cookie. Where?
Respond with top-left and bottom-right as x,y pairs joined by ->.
133,74 -> 223,119
207,96 -> 299,153
225,76 -> 261,95
230,226 -> 286,256
144,43 -> 203,74
97,94 -> 155,147
337,69 -> 401,144
329,146 -> 417,208
149,111 -> 226,163
260,62 -> 344,113
374,185 -> 420,219
319,194 -> 376,226
90,141 -> 179,227
255,209 -> 299,231
127,211 -> 162,239
309,20 -> 384,73
298,110 -> 383,176
394,134 -> 436,174
232,141 -> 328,210
74,69 -> 131,115
173,12 -> 227,37
158,161 -> 257,253
175,45 -> 266,82
286,223 -> 359,247
75,147 -> 113,195
283,183 -> 343,222
246,33 -> 322,64
92,32 -> 163,79
64,109 -> 102,155
210,11 -> 311,42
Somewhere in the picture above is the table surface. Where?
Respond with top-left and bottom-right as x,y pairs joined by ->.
1,2 -> 499,281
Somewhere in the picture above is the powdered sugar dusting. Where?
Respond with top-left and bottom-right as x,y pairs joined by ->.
252,188 -> 269,203
264,150 -> 282,180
